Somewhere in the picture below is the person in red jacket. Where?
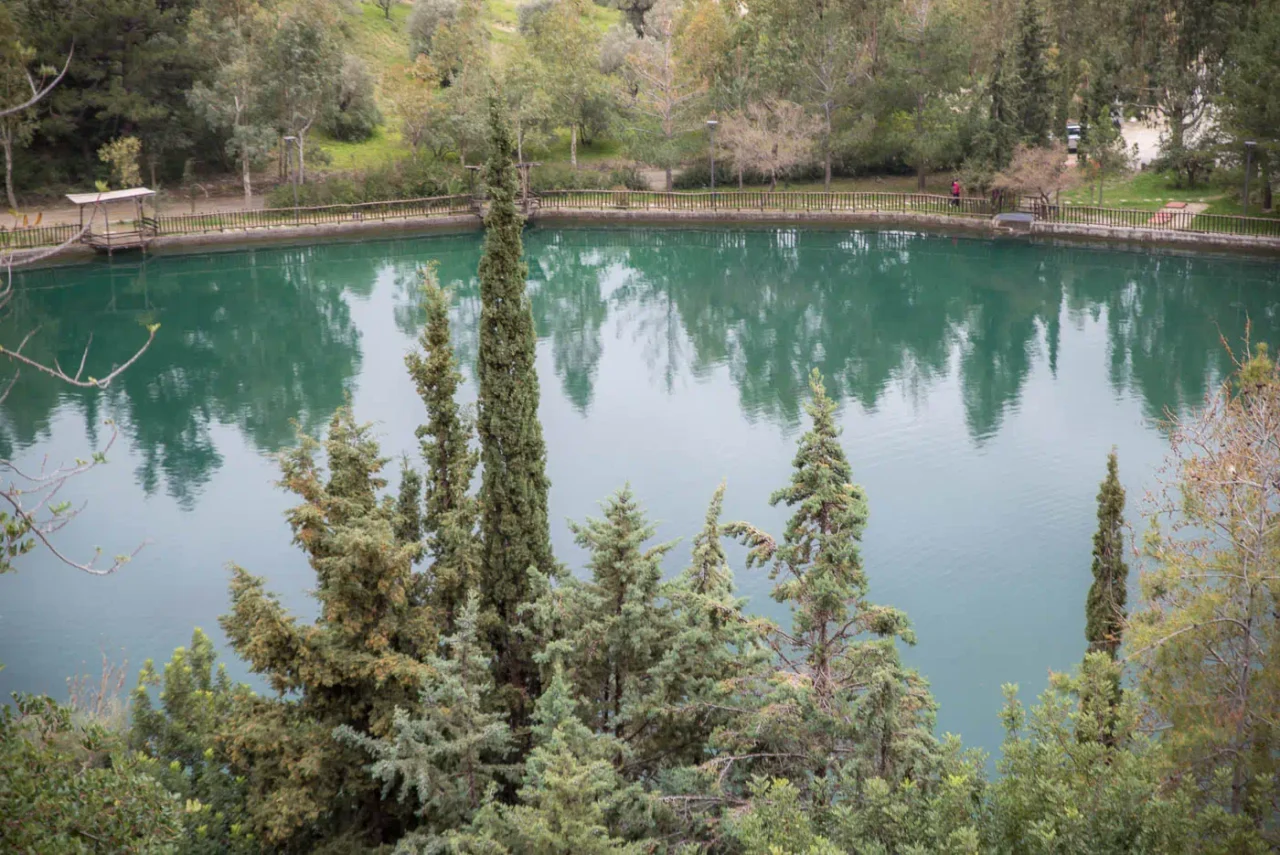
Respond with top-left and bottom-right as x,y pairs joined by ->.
951,178 -> 961,207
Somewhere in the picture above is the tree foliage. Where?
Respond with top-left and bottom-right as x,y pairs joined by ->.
475,100 -> 555,729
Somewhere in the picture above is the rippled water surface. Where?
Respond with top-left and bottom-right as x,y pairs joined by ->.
3,226 -> 1279,756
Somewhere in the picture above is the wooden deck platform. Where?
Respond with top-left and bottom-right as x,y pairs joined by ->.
85,229 -> 151,254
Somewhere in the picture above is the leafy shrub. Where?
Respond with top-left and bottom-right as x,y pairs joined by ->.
266,157 -> 466,207
1,693 -> 182,851
529,163 -> 647,192
323,56 -> 382,143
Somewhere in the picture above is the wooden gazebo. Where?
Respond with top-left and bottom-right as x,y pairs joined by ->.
65,187 -> 157,255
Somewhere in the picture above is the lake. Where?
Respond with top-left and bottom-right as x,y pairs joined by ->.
2,225 -> 1278,758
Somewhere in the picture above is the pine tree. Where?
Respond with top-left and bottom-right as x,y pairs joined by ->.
527,486 -> 677,751
475,98 -> 554,724
721,370 -> 938,805
1086,451 -> 1127,658
405,264 -> 481,632
216,407 -> 436,848
336,593 -> 515,850
450,667 -> 651,854
984,47 -> 1016,169
1011,0 -> 1052,145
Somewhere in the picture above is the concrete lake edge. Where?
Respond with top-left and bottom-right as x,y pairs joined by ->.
9,207 -> 1280,268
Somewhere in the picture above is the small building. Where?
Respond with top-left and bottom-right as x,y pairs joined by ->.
64,187 -> 157,255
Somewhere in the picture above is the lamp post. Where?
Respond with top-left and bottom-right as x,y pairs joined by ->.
707,120 -> 718,191
1243,140 -> 1256,217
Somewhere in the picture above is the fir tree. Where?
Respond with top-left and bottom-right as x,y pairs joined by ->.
450,667 -> 651,854
475,98 -> 554,724
337,593 -> 515,851
528,486 -> 677,750
217,407 -> 435,848
405,264 -> 481,632
1011,0 -> 1052,145
721,370 -> 937,804
649,484 -> 769,768
1086,450 -> 1128,658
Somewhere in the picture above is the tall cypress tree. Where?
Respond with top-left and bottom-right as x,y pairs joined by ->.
475,99 -> 554,723
405,264 -> 481,633
1085,450 -> 1128,657
1012,0 -> 1052,145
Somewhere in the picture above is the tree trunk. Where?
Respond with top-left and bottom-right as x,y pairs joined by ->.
916,95 -> 926,191
664,166 -> 672,191
570,123 -> 578,167
737,164 -> 743,190
242,148 -> 253,210
297,131 -> 307,184
2,135 -> 15,211
823,104 -> 833,190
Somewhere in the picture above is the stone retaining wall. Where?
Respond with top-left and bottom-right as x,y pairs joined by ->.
1030,221 -> 1280,254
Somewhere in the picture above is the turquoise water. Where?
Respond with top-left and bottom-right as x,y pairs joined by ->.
2,226 -> 1278,758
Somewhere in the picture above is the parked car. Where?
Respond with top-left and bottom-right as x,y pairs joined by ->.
1066,123 -> 1082,153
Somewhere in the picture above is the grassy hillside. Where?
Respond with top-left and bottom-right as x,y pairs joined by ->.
318,0 -> 621,172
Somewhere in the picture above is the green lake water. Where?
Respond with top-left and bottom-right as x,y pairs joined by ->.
2,226 -> 1278,758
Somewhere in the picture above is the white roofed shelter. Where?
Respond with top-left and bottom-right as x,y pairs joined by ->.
64,187 -> 157,254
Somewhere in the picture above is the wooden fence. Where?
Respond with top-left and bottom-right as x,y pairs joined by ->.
6,191 -> 1280,251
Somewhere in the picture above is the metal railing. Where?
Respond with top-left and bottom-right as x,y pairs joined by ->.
152,194 -> 475,236
537,189 -> 997,218
7,191 -> 1280,251
1042,204 -> 1280,238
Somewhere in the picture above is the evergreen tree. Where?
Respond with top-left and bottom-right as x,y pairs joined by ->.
395,459 -> 425,547
337,593 -> 515,851
475,99 -> 554,725
450,667 -> 652,854
217,407 -> 436,848
1086,450 -> 1128,657
1011,0 -> 1052,145
719,370 -> 938,807
527,486 -> 677,754
984,48 -> 1015,169
405,264 -> 481,632
648,484 -> 769,768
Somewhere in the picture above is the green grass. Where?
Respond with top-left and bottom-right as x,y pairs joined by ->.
315,126 -> 410,172
538,131 -> 624,164
1060,170 -> 1224,210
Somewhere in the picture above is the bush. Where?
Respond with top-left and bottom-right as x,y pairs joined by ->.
674,160 -> 768,189
529,163 -> 647,192
266,157 -> 467,207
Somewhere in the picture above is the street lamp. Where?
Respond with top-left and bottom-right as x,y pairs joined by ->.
706,120 -> 719,193
1243,140 -> 1256,217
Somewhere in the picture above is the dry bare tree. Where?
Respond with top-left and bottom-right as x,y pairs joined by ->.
720,99 -> 821,190
994,142 -> 1067,209
0,46 -> 156,576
